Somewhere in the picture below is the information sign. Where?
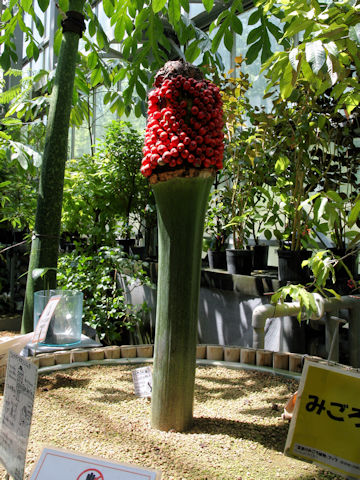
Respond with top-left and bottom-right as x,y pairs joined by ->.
285,359 -> 360,478
132,366 -> 152,397
32,295 -> 61,344
29,447 -> 161,479
0,351 -> 38,480
0,333 -> 34,383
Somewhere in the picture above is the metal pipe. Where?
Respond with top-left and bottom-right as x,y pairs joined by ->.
252,295 -> 360,367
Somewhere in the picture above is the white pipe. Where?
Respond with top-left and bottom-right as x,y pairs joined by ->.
252,295 -> 360,367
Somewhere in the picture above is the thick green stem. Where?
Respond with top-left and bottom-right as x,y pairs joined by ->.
21,1 -> 85,333
151,170 -> 214,432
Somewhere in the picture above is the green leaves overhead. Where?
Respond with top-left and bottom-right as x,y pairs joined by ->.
262,0 -> 360,111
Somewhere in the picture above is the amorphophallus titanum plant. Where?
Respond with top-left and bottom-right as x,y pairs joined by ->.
141,60 -> 224,431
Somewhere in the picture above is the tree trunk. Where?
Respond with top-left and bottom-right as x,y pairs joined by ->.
21,0 -> 86,333
151,170 -> 214,432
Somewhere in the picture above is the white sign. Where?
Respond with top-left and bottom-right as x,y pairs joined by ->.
132,366 -> 152,397
0,351 -> 38,480
32,295 -> 61,344
29,447 -> 161,479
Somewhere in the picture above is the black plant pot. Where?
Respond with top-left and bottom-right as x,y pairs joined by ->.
116,238 -> 136,254
130,246 -> 146,259
277,249 -> 311,283
208,250 -> 227,270
247,245 -> 269,270
226,249 -> 253,275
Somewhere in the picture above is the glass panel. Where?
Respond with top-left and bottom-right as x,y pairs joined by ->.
73,125 -> 92,158
97,1 -> 114,39
94,87 -> 118,141
236,9 -> 282,110
34,2 -> 46,44
32,51 -> 44,74
23,13 -> 32,55
189,2 -> 205,18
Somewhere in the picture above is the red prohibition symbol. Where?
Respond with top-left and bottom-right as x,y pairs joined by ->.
76,468 -> 104,480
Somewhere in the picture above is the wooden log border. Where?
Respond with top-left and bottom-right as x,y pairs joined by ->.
1,344 -> 315,384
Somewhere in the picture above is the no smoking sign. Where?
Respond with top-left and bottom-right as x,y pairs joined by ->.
77,468 -> 104,480
29,447 -> 161,479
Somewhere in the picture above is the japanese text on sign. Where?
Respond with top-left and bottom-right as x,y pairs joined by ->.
285,359 -> 360,479
132,366 -> 152,397
0,351 -> 38,480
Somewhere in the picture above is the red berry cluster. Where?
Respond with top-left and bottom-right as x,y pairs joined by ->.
141,75 -> 224,177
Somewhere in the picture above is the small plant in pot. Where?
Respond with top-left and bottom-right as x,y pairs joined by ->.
302,190 -> 360,292
219,57 -> 261,275
204,173 -> 230,270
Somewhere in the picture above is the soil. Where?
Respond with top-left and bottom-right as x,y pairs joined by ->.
0,359 -> 343,480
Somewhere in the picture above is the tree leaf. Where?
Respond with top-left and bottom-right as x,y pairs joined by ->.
185,41 -> 200,63
169,0 -> 181,24
280,62 -> 293,98
231,14 -> 243,35
90,68 -> 102,87
248,8 -> 260,25
305,40 -> 326,74
349,24 -> 360,44
37,0 -> 50,13
202,0 -> 213,12
245,40 -> 262,65
289,47 -> 299,71
152,0 -> 167,13
103,0 -> 114,17
21,0 -> 32,13
348,196 -> 360,228
247,25 -> 263,45
87,51 -> 97,69
224,27 -> 233,52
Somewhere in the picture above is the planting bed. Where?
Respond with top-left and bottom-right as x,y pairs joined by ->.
0,360 -> 343,480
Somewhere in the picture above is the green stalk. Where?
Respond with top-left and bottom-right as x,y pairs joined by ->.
21,0 -> 85,333
151,170 -> 214,432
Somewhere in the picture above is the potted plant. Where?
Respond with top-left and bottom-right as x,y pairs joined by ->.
303,190 -> 360,289
216,58 -> 253,275
204,171 -> 230,270
251,85 -> 333,283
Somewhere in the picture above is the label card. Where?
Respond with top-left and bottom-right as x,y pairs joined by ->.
0,351 -> 38,480
285,359 -> 360,478
132,366 -> 152,397
32,295 -> 61,344
29,447 -> 161,479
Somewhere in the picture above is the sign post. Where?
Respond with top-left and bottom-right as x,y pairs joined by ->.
0,351 -> 38,480
285,359 -> 360,478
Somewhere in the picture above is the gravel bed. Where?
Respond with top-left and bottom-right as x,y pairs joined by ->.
0,363 -> 343,480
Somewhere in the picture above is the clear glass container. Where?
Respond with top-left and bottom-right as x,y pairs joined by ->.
33,290 -> 83,346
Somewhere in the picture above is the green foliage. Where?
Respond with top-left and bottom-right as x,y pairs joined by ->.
57,245 -> 153,345
259,0 -> 360,112
62,121 -> 155,245
219,57 -> 273,248
302,191 -> 360,251
204,176 -> 231,252
0,121 -> 45,231
271,283 -> 321,322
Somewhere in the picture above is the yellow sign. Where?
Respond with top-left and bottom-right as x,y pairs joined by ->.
285,359 -> 360,478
